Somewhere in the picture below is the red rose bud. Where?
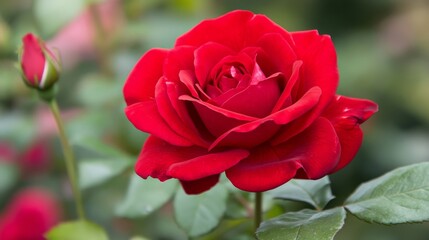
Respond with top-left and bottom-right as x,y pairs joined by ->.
18,33 -> 61,90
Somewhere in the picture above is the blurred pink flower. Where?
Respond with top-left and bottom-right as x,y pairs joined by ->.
47,0 -> 123,69
20,141 -> 51,175
0,139 -> 52,175
0,188 -> 61,240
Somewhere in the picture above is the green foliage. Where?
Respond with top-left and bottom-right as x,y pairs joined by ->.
345,162 -> 429,224
116,175 -> 177,218
174,184 -> 228,237
0,162 -> 18,196
76,74 -> 122,108
45,220 -> 108,240
79,157 -> 132,189
268,177 -> 335,210
75,138 -> 134,189
256,208 -> 346,240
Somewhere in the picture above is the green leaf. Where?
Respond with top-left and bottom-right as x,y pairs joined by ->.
174,184 -> 228,237
76,74 -> 121,108
345,162 -> 429,224
268,176 -> 335,210
79,157 -> 133,189
0,162 -> 18,196
115,174 -> 177,218
256,208 -> 346,240
73,138 -> 133,160
45,220 -> 108,240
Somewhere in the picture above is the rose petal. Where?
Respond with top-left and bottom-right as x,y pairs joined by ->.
135,136 -> 207,181
271,60 -> 303,112
226,117 -> 340,192
180,175 -> 220,194
221,74 -> 281,117
123,48 -> 168,105
155,78 -> 208,147
256,33 -> 297,78
210,87 -> 322,149
176,10 -> 296,51
164,45 -> 195,83
323,95 -> 378,172
194,42 -> 234,86
271,31 -> 338,145
179,70 -> 199,98
179,95 -> 257,137
167,149 -> 249,180
175,10 -> 255,50
125,102 -> 193,146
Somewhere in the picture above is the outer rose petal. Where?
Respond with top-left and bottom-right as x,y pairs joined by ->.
136,136 -> 248,184
125,101 -> 193,146
124,49 -> 168,105
175,10 -> 254,50
210,86 -> 321,150
163,46 -> 195,83
271,31 -> 339,145
155,78 -> 208,147
180,175 -> 220,194
226,117 -> 340,192
323,95 -> 378,172
176,10 -> 296,51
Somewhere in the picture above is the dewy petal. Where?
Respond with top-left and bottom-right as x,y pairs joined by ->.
210,87 -> 322,150
226,117 -> 340,192
271,31 -> 339,145
125,101 -> 193,147
323,95 -> 378,172
135,136 -> 207,181
194,42 -> 234,86
167,149 -> 249,181
123,48 -> 168,105
180,175 -> 220,194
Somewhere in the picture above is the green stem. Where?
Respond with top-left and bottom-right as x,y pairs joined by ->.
254,192 -> 263,231
49,100 -> 86,220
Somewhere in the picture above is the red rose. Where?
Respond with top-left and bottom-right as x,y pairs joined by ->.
0,188 -> 61,240
123,10 -> 378,194
19,33 -> 61,90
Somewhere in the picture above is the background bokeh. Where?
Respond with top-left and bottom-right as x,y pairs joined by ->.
1,0 -> 428,239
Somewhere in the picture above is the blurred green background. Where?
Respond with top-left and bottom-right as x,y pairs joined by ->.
1,0 -> 429,239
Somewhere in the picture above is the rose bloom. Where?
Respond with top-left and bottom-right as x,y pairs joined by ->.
0,188 -> 61,240
123,10 -> 378,194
